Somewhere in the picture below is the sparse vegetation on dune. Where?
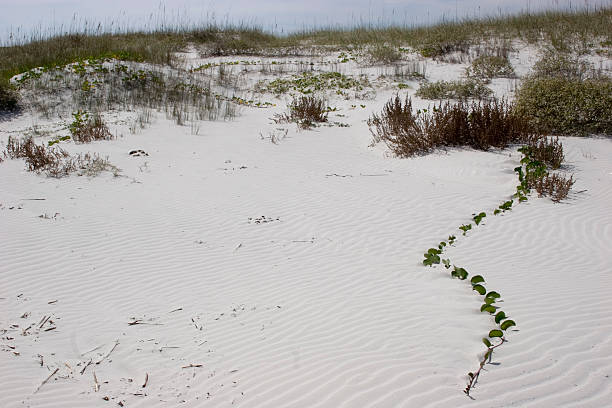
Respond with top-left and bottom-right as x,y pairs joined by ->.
1,7 -> 610,90
368,96 -> 532,157
2,135 -> 118,178
416,79 -> 493,100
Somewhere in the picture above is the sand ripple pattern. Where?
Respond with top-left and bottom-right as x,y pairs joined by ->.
1,121 -> 611,407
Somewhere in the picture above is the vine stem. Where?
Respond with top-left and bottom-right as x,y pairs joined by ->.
464,337 -> 506,397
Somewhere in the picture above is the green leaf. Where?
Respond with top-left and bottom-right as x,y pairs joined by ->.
494,209 -> 501,215
427,248 -> 441,255
484,297 -> 496,305
481,304 -> 496,314
494,311 -> 506,324
501,320 -> 516,330
472,285 -> 486,295
470,275 -> 485,285
489,329 -> 503,338
485,291 -> 501,299
452,266 -> 468,280
482,338 -> 492,348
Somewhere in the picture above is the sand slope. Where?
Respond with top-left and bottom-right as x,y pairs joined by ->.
1,47 -> 612,407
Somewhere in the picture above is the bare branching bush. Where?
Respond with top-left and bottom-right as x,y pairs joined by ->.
70,113 -> 115,143
523,135 -> 565,169
533,172 -> 575,202
3,136 -> 117,178
369,95 -> 534,157
368,96 -> 430,155
416,79 -> 493,100
276,95 -> 329,129
4,136 -> 34,159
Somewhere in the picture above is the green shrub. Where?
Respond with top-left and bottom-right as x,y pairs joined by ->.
467,55 -> 515,80
0,81 -> 19,111
531,50 -> 594,79
515,76 -> 612,135
416,79 -> 492,100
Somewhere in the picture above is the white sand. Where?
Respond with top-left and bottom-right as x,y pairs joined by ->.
1,45 -> 612,407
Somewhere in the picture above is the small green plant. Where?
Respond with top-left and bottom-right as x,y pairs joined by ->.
459,224 -> 472,235
442,259 -> 451,269
423,248 -> 442,266
416,79 -> 492,100
451,266 -> 468,280
473,212 -> 486,225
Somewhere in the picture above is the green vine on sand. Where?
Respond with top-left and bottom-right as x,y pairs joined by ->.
421,144 -> 557,397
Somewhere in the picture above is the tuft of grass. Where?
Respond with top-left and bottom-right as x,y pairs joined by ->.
69,112 -> 115,144
466,55 -> 515,81
369,95 -> 533,157
276,95 -> 329,129
416,79 -> 493,100
367,44 -> 402,64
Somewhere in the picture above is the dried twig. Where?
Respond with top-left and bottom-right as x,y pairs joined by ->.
80,359 -> 92,375
181,363 -> 203,369
34,368 -> 59,394
142,373 -> 149,388
93,371 -> 100,392
95,340 -> 119,365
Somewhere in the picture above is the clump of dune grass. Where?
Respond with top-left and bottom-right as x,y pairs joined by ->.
69,111 -> 115,143
275,95 -> 329,129
367,44 -> 402,64
368,95 -> 533,157
416,79 -> 493,100
466,55 -> 515,81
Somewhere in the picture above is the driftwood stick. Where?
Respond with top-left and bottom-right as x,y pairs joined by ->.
34,368 -> 59,394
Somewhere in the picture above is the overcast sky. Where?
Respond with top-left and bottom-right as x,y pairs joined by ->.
1,0 -> 610,44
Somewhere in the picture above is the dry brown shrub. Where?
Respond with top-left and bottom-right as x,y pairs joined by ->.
368,95 -> 535,157
533,172 -> 574,202
524,135 -> 565,169
71,114 -> 115,143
